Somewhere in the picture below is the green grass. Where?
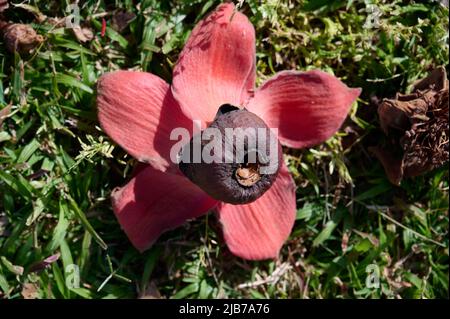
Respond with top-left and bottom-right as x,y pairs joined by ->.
0,0 -> 448,299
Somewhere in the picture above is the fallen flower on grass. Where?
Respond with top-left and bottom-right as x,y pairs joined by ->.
370,66 -> 449,185
97,3 -> 360,260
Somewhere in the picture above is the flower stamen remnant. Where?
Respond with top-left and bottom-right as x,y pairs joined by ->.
235,161 -> 261,187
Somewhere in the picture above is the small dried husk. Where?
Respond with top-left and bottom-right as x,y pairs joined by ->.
72,26 -> 94,43
370,66 -> 449,185
1,22 -> 44,55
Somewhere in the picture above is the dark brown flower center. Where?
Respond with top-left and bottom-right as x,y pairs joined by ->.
178,104 -> 282,204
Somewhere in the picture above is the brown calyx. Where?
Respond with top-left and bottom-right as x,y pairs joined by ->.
235,162 -> 261,187
371,66 -> 449,185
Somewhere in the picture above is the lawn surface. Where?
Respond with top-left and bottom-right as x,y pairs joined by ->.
0,0 -> 448,299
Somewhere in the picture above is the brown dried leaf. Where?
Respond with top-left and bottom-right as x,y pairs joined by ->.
402,90 -> 449,177
369,146 -> 403,185
72,26 -> 94,43
413,66 -> 448,92
378,92 -> 430,134
374,67 -> 449,184
0,104 -> 12,127
21,283 -> 39,299
2,23 -> 44,55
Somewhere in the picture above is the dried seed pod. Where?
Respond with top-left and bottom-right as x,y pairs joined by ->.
179,105 -> 282,204
2,23 -> 43,55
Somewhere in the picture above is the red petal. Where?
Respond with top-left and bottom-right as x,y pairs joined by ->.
112,166 -> 218,252
172,3 -> 256,124
97,71 -> 192,171
217,162 -> 296,260
247,70 -> 361,148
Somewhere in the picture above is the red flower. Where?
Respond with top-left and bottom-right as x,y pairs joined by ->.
97,3 -> 361,260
